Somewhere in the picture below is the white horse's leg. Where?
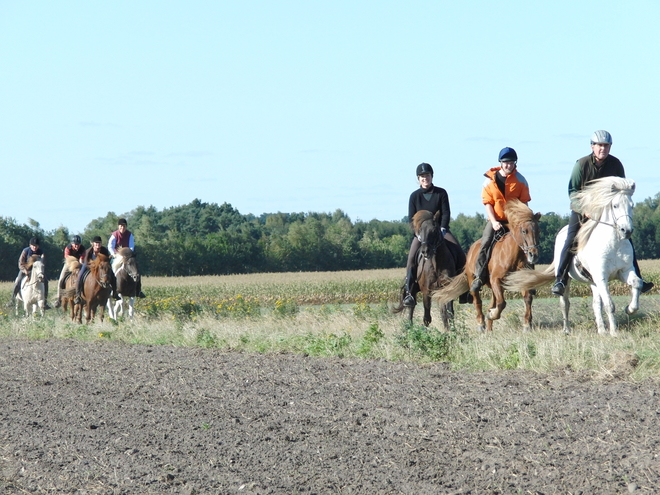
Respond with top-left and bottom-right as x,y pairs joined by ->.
559,282 -> 571,334
624,270 -> 642,315
592,281 -> 616,336
128,297 -> 134,318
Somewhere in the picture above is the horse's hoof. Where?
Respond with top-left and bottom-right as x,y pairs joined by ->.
522,325 -> 530,333
625,306 -> 638,315
476,325 -> 485,333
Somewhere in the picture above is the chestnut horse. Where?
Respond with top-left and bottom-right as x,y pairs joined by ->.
61,256 -> 82,321
62,254 -> 113,324
434,200 -> 541,332
393,210 -> 466,329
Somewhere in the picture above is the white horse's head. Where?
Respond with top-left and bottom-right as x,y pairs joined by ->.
31,259 -> 45,283
572,177 -> 636,246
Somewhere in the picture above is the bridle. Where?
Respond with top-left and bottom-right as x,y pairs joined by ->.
508,222 -> 539,258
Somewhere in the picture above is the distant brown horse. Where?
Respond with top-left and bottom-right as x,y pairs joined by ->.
61,256 -> 82,321
393,210 -> 466,329
62,254 -> 113,324
434,200 -> 541,332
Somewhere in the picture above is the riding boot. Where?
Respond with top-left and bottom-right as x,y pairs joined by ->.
110,273 -> 121,300
403,268 -> 416,307
74,279 -> 83,305
471,246 -> 488,292
552,247 -> 574,296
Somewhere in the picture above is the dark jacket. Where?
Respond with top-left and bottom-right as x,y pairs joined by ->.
568,153 -> 625,196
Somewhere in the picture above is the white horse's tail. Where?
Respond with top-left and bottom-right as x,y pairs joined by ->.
502,264 -> 555,292
432,272 -> 468,304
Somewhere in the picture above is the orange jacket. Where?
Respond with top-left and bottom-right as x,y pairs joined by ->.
481,168 -> 531,221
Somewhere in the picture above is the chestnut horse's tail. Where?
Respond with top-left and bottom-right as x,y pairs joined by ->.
431,272 -> 468,305
502,264 -> 555,292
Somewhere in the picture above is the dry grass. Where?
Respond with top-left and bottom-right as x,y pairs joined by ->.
1,262 -> 660,379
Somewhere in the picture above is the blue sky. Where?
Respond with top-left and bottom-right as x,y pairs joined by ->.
2,1 -> 659,235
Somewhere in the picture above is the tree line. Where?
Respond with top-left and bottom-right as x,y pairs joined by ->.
2,194 -> 660,281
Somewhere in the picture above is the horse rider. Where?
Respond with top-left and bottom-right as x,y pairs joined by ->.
108,218 -> 146,298
471,147 -> 532,292
53,234 -> 87,308
551,130 -> 654,296
403,162 -> 466,307
9,237 -> 51,309
74,236 -> 120,305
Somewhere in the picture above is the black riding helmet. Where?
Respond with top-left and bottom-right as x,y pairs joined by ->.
416,163 -> 434,176
70,235 -> 82,244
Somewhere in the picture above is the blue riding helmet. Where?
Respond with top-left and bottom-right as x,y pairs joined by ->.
498,147 -> 518,162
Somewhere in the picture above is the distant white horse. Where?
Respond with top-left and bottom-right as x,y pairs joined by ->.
504,177 -> 640,336
16,257 -> 47,317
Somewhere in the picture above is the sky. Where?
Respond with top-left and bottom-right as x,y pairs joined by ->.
2,1 -> 660,235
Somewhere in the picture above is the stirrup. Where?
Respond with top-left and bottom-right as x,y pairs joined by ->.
551,281 -> 565,296
403,293 -> 416,307
73,294 -> 82,305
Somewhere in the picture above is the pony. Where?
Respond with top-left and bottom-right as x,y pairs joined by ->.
61,256 -> 82,321
15,255 -> 46,317
108,247 -> 140,319
434,199 -> 541,332
62,254 -> 113,324
393,210 -> 466,329
504,177 -> 639,336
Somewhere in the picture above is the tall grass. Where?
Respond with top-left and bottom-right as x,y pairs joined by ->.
1,261 -> 660,380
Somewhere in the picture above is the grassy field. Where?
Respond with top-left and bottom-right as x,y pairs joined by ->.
1,260 -> 660,380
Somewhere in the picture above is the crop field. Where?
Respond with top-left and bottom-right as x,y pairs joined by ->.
1,260 -> 660,379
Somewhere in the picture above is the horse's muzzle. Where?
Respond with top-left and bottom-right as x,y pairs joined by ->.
526,250 -> 539,264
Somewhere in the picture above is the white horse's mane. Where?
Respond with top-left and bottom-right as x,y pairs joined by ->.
572,176 -> 635,251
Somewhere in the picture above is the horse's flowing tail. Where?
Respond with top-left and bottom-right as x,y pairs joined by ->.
432,272 -> 468,305
502,264 -> 555,292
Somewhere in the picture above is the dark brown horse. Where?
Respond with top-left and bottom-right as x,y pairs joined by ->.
434,200 -> 541,332
393,210 -> 466,329
62,254 -> 113,324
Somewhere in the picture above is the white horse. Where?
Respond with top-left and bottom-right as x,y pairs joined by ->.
504,177 -> 640,336
16,258 -> 47,317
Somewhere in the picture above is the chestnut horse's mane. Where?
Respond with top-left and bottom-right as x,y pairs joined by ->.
504,199 -> 535,227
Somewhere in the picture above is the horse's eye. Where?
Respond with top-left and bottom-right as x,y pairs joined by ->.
521,229 -> 527,235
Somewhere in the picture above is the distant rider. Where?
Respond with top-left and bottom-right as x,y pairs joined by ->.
53,234 -> 87,308
9,237 -> 51,309
403,162 -> 466,307
551,130 -> 653,295
108,218 -> 145,298
471,147 -> 531,292
74,236 -> 120,305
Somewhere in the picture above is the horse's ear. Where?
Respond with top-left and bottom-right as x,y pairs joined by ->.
534,212 -> 542,220
433,210 -> 442,224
